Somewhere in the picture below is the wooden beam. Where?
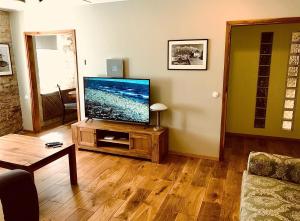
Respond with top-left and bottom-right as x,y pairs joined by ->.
24,34 -> 41,133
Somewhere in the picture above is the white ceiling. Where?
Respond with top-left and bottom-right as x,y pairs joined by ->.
82,0 -> 128,3
0,0 -> 128,11
0,0 -> 25,11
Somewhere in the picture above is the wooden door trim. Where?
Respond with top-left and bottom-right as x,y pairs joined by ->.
219,17 -> 300,161
24,29 -> 81,133
24,29 -> 76,36
24,35 -> 40,132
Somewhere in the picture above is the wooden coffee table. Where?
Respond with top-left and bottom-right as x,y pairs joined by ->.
0,134 -> 77,185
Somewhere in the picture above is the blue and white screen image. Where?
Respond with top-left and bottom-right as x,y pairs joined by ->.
84,78 -> 150,124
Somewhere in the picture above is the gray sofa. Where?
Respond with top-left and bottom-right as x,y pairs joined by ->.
240,152 -> 300,221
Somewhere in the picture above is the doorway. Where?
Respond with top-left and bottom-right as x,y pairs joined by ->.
25,30 -> 80,132
219,17 -> 300,160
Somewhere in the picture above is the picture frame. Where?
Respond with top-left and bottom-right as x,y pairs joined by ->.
0,44 -> 13,76
168,39 -> 208,70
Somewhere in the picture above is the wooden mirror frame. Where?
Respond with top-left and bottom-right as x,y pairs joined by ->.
24,30 -> 81,133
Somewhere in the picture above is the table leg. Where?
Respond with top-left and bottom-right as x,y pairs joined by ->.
68,145 -> 78,185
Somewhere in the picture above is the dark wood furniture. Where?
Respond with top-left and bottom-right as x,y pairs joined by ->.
72,120 -> 168,163
68,90 -> 77,99
41,88 -> 77,122
57,84 -> 77,124
0,134 -> 77,185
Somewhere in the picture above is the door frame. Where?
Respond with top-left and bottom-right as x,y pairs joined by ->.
219,17 -> 300,160
24,29 -> 81,133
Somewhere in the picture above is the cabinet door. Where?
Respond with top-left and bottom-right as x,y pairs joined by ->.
77,127 -> 96,147
130,133 -> 151,154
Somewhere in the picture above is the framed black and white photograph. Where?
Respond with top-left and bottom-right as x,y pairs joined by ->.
168,39 -> 208,70
0,44 -> 12,76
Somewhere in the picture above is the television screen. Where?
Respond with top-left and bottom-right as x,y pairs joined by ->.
84,77 -> 150,124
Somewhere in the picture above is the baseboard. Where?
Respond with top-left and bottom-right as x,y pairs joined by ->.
169,151 -> 219,161
20,129 -> 34,133
226,132 -> 300,142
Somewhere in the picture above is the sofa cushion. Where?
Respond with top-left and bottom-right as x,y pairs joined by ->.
240,171 -> 300,221
248,152 -> 300,184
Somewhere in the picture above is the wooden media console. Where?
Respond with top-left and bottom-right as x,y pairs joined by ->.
71,120 -> 168,163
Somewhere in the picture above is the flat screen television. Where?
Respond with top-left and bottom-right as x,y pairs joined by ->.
84,77 -> 150,124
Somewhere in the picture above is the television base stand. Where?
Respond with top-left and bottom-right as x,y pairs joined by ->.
71,120 -> 168,163
85,118 -> 93,123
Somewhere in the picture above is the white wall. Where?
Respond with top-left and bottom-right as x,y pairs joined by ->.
9,0 -> 300,158
35,35 -> 57,50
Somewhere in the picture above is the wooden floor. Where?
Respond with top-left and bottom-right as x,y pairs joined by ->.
7,126 -> 300,221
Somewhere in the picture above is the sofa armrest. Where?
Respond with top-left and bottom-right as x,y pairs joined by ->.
0,169 -> 39,221
247,152 -> 300,184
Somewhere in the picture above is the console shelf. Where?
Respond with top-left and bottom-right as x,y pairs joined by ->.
71,120 -> 168,163
98,139 -> 130,145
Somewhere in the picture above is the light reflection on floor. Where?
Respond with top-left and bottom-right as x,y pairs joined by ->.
39,132 -> 64,143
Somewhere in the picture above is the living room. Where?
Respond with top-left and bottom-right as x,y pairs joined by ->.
0,0 -> 299,220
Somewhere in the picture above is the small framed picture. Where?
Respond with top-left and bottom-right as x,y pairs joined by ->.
0,44 -> 12,76
291,43 -> 300,54
168,39 -> 208,70
289,55 -> 299,66
292,32 -> 300,43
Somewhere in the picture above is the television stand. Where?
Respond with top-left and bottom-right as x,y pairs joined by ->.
85,118 -> 93,123
71,120 -> 168,163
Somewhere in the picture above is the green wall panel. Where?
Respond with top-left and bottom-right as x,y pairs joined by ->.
226,23 -> 300,139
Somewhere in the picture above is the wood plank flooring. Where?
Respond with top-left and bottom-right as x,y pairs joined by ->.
2,126 -> 299,221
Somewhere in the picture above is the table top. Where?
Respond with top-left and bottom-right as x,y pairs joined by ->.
0,134 -> 73,167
